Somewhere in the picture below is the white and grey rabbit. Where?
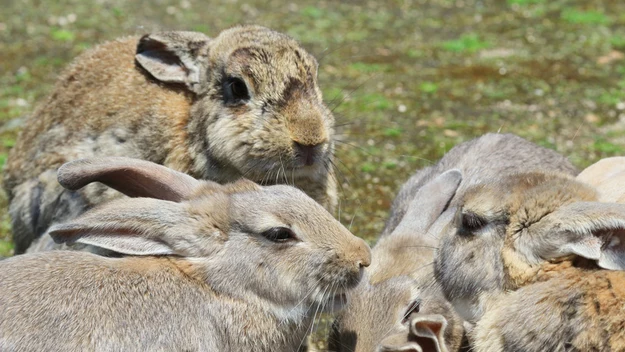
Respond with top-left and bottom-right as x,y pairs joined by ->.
3,25 -> 338,254
0,157 -> 370,351
435,156 -> 625,351
329,133 -> 578,352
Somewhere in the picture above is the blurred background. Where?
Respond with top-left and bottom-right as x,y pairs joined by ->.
1,0 -> 625,258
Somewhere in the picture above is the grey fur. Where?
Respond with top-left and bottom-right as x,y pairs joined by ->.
435,162 -> 625,351
382,133 -> 578,237
0,157 -> 370,351
331,133 -> 578,352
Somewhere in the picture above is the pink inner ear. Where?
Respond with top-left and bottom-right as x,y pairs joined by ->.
409,314 -> 448,352
57,157 -> 201,202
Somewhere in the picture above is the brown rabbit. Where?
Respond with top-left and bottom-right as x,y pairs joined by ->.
435,170 -> 625,351
0,157 -> 369,351
3,25 -> 337,254
330,133 -> 578,352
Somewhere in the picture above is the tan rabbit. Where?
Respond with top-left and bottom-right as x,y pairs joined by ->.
330,133 -> 577,352
0,157 -> 370,351
577,156 -> 625,203
435,171 -> 625,351
3,25 -> 337,254
329,171 -> 466,352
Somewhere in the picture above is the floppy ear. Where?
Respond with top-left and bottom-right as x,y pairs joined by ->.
577,157 -> 625,203
392,169 -> 462,238
135,31 -> 210,93
520,201 -> 625,270
48,198 -> 208,256
378,314 -> 449,352
58,157 -> 206,202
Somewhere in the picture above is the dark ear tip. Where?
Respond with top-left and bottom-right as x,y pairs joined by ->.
136,33 -> 170,55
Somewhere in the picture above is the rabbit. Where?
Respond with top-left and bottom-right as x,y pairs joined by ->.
3,25 -> 338,254
329,133 -> 578,352
0,156 -> 370,352
577,156 -> 625,203
329,170 -> 466,352
434,168 -> 625,351
381,133 -> 578,237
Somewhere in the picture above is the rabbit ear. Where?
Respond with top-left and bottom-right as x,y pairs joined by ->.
48,197 -> 213,256
392,169 -> 462,237
377,314 -> 449,352
135,31 -> 209,93
58,157 -> 205,202
577,157 -> 625,203
522,202 -> 625,270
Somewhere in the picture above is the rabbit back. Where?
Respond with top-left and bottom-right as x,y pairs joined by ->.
473,265 -> 625,352
0,252 -> 221,351
4,37 -> 194,253
0,251 -> 318,351
382,133 -> 577,236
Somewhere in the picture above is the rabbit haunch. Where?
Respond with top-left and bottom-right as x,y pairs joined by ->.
435,170 -> 625,351
4,25 -> 337,254
330,133 -> 578,352
0,157 -> 370,352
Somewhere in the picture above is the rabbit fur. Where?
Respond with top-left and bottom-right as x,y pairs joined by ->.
329,133 -> 577,352
577,156 -> 625,203
3,25 -> 338,254
0,157 -> 370,352
435,169 -> 625,351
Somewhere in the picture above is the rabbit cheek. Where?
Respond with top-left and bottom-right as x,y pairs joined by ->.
435,234 -> 506,321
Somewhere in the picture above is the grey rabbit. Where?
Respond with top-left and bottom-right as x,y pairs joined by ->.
3,25 -> 338,254
0,157 -> 370,351
435,158 -> 625,350
330,133 -> 578,352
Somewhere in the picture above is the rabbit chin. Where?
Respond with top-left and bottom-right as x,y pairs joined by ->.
246,160 -> 329,184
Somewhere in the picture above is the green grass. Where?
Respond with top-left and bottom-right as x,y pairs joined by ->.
441,34 -> 490,53
561,9 -> 611,25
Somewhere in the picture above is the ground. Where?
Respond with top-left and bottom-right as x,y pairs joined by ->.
1,0 -> 624,347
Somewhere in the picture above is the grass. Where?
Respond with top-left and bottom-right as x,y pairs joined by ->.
441,34 -> 490,53
2,0 -> 625,347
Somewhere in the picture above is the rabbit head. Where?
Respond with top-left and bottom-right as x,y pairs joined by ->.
136,26 -> 335,186
50,157 -> 370,316
330,171 -> 464,352
435,171 -> 625,323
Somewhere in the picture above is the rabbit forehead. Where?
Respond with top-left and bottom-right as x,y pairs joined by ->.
231,185 -> 343,234
337,277 -> 418,350
506,176 -> 597,236
463,172 -> 593,219
211,27 -> 317,87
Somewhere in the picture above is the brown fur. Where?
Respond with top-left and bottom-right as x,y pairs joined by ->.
436,170 -> 625,351
4,26 -> 338,253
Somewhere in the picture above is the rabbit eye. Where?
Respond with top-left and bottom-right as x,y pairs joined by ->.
261,227 -> 297,243
223,77 -> 250,104
401,299 -> 421,324
460,211 -> 488,235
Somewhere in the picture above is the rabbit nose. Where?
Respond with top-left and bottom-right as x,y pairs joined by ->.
353,238 -> 372,269
293,141 -> 322,166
